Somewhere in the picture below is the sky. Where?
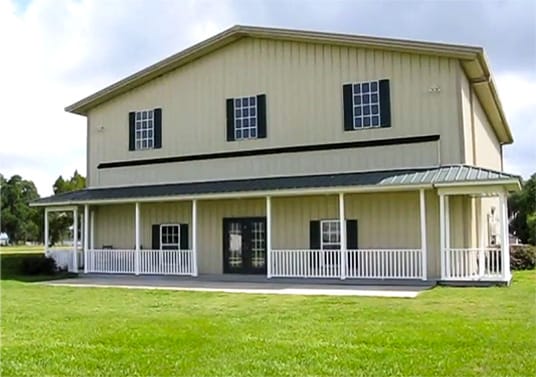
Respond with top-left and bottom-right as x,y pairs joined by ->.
0,0 -> 535,196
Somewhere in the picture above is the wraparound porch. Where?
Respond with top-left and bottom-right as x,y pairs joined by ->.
42,184 -> 513,283
35,166 -> 520,284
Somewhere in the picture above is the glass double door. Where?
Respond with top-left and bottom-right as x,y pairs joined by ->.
223,217 -> 267,274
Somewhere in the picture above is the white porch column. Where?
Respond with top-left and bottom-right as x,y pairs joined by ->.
419,189 -> 427,281
90,210 -> 95,250
84,205 -> 89,274
439,193 -> 445,279
44,208 -> 49,255
266,196 -> 272,279
72,208 -> 78,273
499,191 -> 511,282
192,199 -> 198,277
339,193 -> 346,280
135,202 -> 140,276
478,198 -> 486,277
444,195 -> 451,278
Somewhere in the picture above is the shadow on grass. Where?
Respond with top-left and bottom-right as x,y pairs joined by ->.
1,253 -> 78,282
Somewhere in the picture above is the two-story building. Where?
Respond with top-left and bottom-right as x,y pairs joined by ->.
34,25 -> 520,284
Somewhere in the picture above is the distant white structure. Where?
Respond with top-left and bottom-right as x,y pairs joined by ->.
0,232 -> 9,246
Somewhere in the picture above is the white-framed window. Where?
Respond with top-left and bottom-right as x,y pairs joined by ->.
321,220 -> 340,250
234,96 -> 257,140
135,110 -> 154,150
352,80 -> 381,129
160,224 -> 180,250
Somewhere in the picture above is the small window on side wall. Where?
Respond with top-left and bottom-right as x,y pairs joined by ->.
343,79 -> 390,131
226,94 -> 267,141
128,108 -> 162,151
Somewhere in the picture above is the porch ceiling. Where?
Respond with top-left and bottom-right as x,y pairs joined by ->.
31,165 -> 521,206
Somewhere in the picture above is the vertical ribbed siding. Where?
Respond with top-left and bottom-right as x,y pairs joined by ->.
94,204 -> 135,249
94,202 -> 192,250
197,198 -> 265,274
88,37 -> 462,188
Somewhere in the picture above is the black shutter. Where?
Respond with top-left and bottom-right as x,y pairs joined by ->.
153,108 -> 162,148
226,98 -> 235,141
257,94 -> 267,139
346,219 -> 358,249
309,220 -> 321,249
343,84 -> 354,131
128,112 -> 136,151
180,224 -> 189,250
152,224 -> 160,250
379,79 -> 391,128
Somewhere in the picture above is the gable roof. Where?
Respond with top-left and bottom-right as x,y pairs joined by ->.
65,25 -> 513,144
32,165 -> 521,207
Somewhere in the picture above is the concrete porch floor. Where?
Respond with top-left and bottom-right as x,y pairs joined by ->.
42,274 -> 434,298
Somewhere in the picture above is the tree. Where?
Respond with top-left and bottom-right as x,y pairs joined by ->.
509,173 -> 536,245
0,174 -> 41,243
48,171 -> 86,245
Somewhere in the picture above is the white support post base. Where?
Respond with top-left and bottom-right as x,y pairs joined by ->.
499,191 -> 511,282
84,205 -> 89,274
439,194 -> 445,279
266,196 -> 272,279
72,208 -> 78,273
419,189 -> 427,281
192,199 -> 198,277
339,193 -> 346,280
135,202 -> 140,276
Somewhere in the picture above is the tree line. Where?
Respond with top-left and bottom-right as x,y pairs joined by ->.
0,171 -> 86,245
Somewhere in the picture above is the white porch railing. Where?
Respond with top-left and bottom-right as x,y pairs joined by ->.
87,249 -> 136,274
139,249 -> 194,275
346,249 -> 423,279
47,248 -> 82,272
271,249 -> 423,279
443,248 -> 502,280
85,249 -> 195,275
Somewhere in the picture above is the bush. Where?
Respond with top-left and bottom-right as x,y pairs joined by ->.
20,255 -> 58,275
510,245 -> 536,270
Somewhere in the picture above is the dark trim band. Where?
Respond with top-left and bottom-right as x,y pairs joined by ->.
98,134 -> 440,169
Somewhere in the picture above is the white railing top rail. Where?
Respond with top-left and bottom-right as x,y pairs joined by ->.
273,248 -> 422,252
444,248 -> 499,251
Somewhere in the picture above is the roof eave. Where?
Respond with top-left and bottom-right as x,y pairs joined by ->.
461,52 -> 514,145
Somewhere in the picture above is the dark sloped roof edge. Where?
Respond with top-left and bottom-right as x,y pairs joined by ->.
31,165 -> 521,207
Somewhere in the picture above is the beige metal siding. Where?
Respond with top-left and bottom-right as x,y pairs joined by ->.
473,97 -> 502,170
88,37 -> 463,187
94,204 -> 135,249
97,141 -> 439,187
94,202 -> 192,250
197,198 -> 265,274
459,66 -> 502,170
460,70 -> 475,164
139,202 -> 192,249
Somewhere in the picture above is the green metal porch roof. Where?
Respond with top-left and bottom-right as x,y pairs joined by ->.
32,165 -> 521,206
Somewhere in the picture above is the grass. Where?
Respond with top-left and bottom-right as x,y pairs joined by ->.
0,245 -> 45,254
1,252 -> 535,376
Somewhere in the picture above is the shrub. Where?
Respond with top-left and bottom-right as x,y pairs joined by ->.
510,245 -> 536,270
20,255 -> 58,275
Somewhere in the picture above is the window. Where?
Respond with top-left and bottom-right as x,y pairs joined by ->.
321,220 -> 340,250
135,110 -> 154,150
226,94 -> 266,142
160,224 -> 180,250
352,80 -> 380,129
343,79 -> 390,131
234,96 -> 257,140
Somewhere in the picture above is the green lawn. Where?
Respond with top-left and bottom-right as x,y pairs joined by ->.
1,255 -> 535,377
0,245 -> 45,254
